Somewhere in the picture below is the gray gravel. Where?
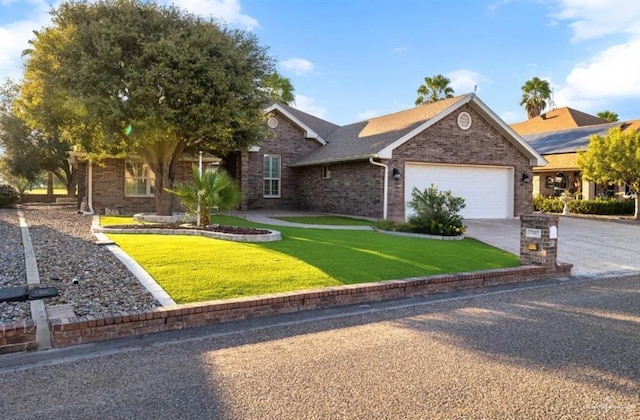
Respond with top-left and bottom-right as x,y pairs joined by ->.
0,208 -> 30,322
1,204 -> 159,322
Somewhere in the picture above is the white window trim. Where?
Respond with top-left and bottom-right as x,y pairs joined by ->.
124,159 -> 155,197
263,154 -> 281,198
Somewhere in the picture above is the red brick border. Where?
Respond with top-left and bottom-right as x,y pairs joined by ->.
0,319 -> 37,355
45,264 -> 571,348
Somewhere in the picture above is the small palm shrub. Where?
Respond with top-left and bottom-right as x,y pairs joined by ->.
0,184 -> 20,208
166,166 -> 241,226
406,185 -> 466,236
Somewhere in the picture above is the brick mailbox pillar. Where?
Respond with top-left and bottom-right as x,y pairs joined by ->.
520,214 -> 559,268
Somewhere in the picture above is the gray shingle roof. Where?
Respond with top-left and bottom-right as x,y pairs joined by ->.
278,103 -> 340,140
522,122 -> 621,154
291,95 -> 468,166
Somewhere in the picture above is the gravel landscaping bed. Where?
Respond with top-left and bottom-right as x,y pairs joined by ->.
1,205 -> 160,323
0,208 -> 30,322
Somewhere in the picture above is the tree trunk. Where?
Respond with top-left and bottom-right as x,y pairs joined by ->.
47,172 -> 54,195
145,139 -> 186,216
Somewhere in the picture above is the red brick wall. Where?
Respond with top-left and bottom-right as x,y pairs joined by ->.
295,161 -> 384,218
0,320 -> 37,354
244,111 -> 324,210
387,104 -> 533,220
89,158 -> 195,215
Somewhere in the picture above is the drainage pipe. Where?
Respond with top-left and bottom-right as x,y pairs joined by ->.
369,157 -> 388,220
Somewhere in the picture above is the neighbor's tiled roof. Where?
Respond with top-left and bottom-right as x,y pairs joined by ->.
277,103 -> 341,140
535,153 -> 578,170
621,119 -> 640,133
291,95 -> 467,166
522,122 -> 621,154
511,107 -> 608,135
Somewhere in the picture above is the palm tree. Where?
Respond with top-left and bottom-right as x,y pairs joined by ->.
263,72 -> 295,105
415,74 -> 455,106
520,77 -> 551,119
166,166 -> 242,226
597,110 -> 619,122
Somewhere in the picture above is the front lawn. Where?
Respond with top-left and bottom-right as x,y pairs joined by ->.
104,215 -> 519,303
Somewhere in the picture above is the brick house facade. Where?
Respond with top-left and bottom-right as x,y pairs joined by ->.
76,93 -> 545,219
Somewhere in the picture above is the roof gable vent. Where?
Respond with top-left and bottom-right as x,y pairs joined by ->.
457,112 -> 472,130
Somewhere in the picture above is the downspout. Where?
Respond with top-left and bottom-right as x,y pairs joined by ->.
369,157 -> 388,220
83,159 -> 94,215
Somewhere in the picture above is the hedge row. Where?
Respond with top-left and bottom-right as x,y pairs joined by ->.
533,195 -> 635,215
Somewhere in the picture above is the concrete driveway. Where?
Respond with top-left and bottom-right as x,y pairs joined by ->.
466,216 -> 640,277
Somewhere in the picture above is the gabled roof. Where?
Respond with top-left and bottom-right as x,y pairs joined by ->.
511,107 -> 608,135
263,103 -> 339,145
286,93 -> 546,167
522,122 -> 621,154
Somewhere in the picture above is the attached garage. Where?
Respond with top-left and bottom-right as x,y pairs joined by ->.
405,163 -> 514,219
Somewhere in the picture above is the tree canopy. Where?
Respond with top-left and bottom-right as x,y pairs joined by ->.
19,0 -> 276,214
415,74 -> 455,106
263,72 -> 295,105
1,79 -> 76,194
596,110 -> 619,122
520,77 -> 551,119
577,127 -> 640,218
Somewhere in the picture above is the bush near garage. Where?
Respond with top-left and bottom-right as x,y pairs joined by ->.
533,195 -> 634,215
0,184 -> 20,208
405,185 -> 466,236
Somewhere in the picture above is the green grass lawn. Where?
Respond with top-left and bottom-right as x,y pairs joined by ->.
104,215 -> 519,304
273,215 -> 373,226
24,188 -> 68,195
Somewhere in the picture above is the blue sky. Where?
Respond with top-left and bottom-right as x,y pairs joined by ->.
1,0 -> 639,125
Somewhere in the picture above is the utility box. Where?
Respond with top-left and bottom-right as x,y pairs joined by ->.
520,214 -> 558,268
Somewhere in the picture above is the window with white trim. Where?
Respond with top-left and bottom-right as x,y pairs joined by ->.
263,154 -> 281,198
125,159 -> 155,197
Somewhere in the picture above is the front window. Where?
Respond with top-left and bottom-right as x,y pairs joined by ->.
263,154 -> 281,198
125,159 -> 155,196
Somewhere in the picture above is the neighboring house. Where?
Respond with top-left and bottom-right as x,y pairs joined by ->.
75,93 -> 545,220
511,107 -> 640,199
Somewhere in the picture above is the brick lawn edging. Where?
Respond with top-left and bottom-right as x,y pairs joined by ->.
0,319 -> 37,355
48,263 -> 572,348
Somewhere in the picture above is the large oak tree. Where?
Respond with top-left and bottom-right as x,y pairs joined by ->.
20,0 -> 276,215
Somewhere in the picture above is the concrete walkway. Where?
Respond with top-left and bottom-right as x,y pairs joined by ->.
234,210 -> 374,230
466,216 -> 640,277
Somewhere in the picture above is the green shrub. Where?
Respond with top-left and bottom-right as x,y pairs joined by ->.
533,195 -> 564,213
533,194 -> 634,215
0,184 -> 20,208
406,185 -> 465,236
569,198 -> 634,215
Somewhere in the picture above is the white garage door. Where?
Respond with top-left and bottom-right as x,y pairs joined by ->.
405,163 -> 514,219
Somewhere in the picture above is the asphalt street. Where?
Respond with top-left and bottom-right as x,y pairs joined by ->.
1,274 -> 638,419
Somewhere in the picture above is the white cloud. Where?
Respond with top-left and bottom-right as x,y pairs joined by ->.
165,0 -> 259,30
391,46 -> 408,54
446,70 -> 485,95
0,0 -> 52,81
280,58 -> 315,76
293,95 -> 326,119
553,0 -> 640,41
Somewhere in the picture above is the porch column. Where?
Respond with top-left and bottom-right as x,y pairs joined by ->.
582,180 -> 595,200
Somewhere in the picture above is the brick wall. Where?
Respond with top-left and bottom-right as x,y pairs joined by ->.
295,161 -> 384,218
243,111 -> 324,210
48,263 -> 572,348
89,158 -> 195,214
0,320 -> 37,354
387,104 -> 533,220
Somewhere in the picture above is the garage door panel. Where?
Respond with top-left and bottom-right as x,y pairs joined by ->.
405,164 -> 513,219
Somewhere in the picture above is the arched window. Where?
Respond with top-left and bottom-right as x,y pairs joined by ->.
554,172 -> 567,195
